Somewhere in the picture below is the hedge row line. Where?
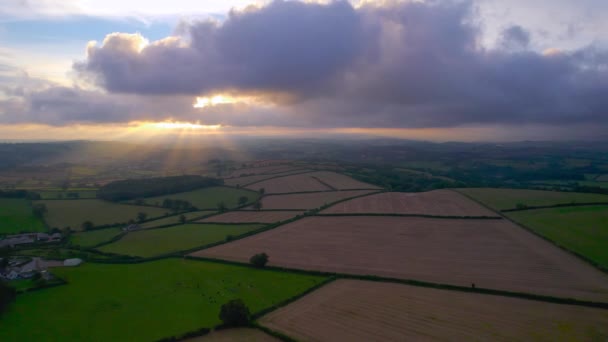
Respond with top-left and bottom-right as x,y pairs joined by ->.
187,255 -> 608,310
315,213 -> 503,220
455,190 -> 608,275
502,201 -> 608,212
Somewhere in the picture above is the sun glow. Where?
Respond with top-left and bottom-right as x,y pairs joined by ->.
194,95 -> 237,108
141,121 -> 221,130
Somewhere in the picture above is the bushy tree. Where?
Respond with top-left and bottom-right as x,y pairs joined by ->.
217,201 -> 227,212
238,196 -> 249,206
253,201 -> 262,211
137,212 -> 147,223
179,214 -> 187,224
249,253 -> 269,268
0,281 -> 16,317
81,221 -> 95,231
219,299 -> 250,327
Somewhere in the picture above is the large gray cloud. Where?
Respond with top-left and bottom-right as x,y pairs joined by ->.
5,0 -> 608,131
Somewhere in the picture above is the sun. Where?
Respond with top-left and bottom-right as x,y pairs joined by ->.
194,95 -> 236,108
140,121 -> 221,130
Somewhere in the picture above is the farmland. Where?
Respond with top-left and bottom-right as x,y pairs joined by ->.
70,227 -> 123,248
246,173 -> 331,194
138,187 -> 258,210
189,328 -> 279,341
98,223 -> 263,257
226,164 -> 301,178
458,188 -> 608,211
224,170 -> 310,187
507,205 -> 608,269
260,190 -> 377,209
0,198 -> 47,234
308,171 -> 381,190
195,216 -> 608,302
0,259 -> 326,342
198,211 -> 304,224
140,211 -> 216,229
260,279 -> 608,341
36,199 -> 169,230
322,190 -> 497,217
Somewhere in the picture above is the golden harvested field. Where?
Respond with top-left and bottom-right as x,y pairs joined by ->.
309,171 -> 381,190
246,173 -> 332,194
260,279 -> 608,342
194,216 -> 608,302
186,328 -> 279,342
322,189 -> 498,216
260,190 -> 377,209
197,211 -> 304,223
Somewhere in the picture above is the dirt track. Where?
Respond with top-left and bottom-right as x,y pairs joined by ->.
322,189 -> 497,216
194,216 -> 608,302
198,211 -> 304,223
260,190 -> 376,209
260,279 -> 608,342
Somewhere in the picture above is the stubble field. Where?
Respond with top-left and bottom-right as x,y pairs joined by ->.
194,216 -> 608,302
322,189 -> 498,217
260,279 -> 608,341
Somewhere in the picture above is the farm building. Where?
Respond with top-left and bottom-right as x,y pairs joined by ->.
63,258 -> 84,267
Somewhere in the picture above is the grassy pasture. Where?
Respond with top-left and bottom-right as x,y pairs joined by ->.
70,227 -> 123,248
36,199 -> 169,230
0,198 -> 46,234
507,205 -> 608,269
458,188 -> 608,211
139,211 -> 216,229
0,259 -> 326,342
138,187 -> 259,210
98,223 -> 263,257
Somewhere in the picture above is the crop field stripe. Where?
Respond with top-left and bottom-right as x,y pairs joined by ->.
454,189 -> 608,275
187,255 -> 608,310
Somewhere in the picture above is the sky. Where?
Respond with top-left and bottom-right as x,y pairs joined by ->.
0,0 -> 607,142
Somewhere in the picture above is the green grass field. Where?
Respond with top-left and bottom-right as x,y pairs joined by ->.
139,187 -> 259,210
0,198 -> 46,234
38,190 -> 98,199
140,211 -> 216,229
36,199 -> 169,230
70,227 -> 123,248
458,188 -> 608,211
507,205 -> 608,269
0,259 -> 326,342
98,223 -> 263,257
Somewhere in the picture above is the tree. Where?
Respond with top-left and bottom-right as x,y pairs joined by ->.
253,201 -> 262,211
137,212 -> 147,223
259,188 -> 265,195
81,221 -> 94,231
249,253 -> 269,268
238,196 -> 249,206
219,299 -> 251,327
0,281 -> 16,317
32,203 -> 47,218
179,214 -> 187,224
217,201 -> 227,212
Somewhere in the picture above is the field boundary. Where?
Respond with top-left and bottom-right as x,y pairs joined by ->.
242,170 -> 318,187
310,175 -> 337,191
501,202 -> 608,212
453,189 -> 608,274
315,213 -> 502,220
186,255 -> 608,310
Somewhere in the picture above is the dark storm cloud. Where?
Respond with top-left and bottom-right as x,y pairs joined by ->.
5,0 -> 608,130
74,0 -> 362,98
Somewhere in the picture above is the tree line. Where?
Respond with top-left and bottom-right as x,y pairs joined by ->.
97,175 -> 223,201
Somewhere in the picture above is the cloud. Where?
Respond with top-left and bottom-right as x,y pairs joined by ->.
4,0 -> 608,135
